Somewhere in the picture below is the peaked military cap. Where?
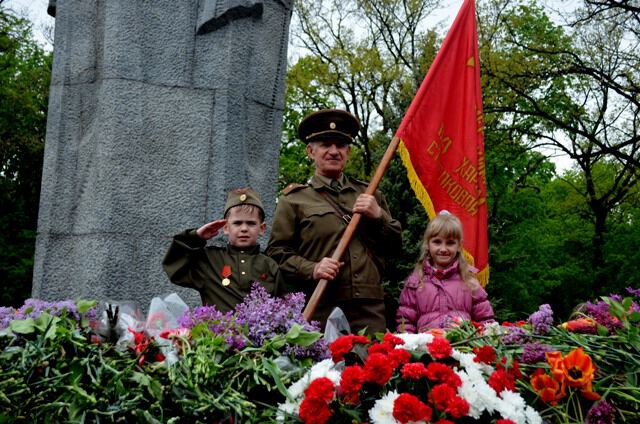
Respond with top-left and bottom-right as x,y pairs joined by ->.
224,188 -> 264,217
298,109 -> 360,144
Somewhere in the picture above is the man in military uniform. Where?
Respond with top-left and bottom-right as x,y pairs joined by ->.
267,109 -> 402,334
163,188 -> 282,311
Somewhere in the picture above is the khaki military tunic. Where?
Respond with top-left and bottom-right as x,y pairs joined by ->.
266,174 -> 402,330
163,229 -> 282,312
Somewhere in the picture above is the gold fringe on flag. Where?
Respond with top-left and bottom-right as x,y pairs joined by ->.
398,140 -> 490,287
398,140 -> 436,219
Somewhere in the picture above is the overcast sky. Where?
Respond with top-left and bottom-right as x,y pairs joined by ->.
4,0 -> 469,51
3,0 -> 573,171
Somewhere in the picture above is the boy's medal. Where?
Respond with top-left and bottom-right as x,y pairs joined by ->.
221,265 -> 231,286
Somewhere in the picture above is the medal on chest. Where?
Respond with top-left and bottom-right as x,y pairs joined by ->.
221,264 -> 232,286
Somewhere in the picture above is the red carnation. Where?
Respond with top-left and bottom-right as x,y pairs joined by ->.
425,362 -> 461,387
339,365 -> 366,404
304,377 -> 335,403
497,357 -> 523,380
299,398 -> 332,424
329,335 -> 369,363
428,337 -> 452,359
429,383 -> 456,411
434,420 -> 455,424
383,332 -> 406,347
488,369 -> 516,394
473,345 -> 497,364
388,348 -> 412,367
368,341 -> 393,356
364,352 -> 394,386
300,378 -> 335,424
445,395 -> 470,418
496,420 -> 516,424
393,393 -> 433,423
401,362 -> 429,380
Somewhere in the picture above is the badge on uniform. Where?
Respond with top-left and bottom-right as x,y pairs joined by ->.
221,264 -> 232,286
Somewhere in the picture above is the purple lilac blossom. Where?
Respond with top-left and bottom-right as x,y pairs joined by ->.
626,287 -> 640,297
520,342 -> 555,364
0,307 -> 16,330
177,305 -> 245,350
586,400 -> 616,424
13,299 -> 97,326
608,294 -> 623,302
528,304 -> 554,335
501,326 -> 529,345
235,283 -> 328,360
581,300 -> 623,334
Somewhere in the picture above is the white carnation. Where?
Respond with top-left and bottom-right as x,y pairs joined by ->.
524,405 -> 543,424
368,390 -> 400,424
393,333 -> 433,352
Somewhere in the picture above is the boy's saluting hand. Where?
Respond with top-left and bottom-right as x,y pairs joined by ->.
196,219 -> 227,240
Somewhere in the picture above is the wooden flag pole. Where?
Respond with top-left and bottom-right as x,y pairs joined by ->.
303,135 -> 402,321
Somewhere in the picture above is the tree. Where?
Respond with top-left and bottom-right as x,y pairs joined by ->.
479,0 -> 639,288
0,5 -> 51,306
290,0 -> 441,175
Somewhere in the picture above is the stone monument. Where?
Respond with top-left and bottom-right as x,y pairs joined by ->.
33,0 -> 293,308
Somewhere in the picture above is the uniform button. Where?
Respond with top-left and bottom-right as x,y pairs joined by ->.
354,274 -> 358,278
241,271 -> 246,275
241,259 -> 245,263
355,291 -> 360,297
240,251 -> 245,254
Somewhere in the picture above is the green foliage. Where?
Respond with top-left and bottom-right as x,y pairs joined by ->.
0,7 -> 51,307
0,308 -> 317,423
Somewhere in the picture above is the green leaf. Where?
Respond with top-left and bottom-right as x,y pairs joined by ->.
286,323 -> 301,339
9,317 -> 35,334
76,299 -> 96,314
285,325 -> 322,347
270,335 -> 287,350
261,358 -> 292,401
628,312 -> 640,323
34,312 -> 60,339
596,324 -> 609,336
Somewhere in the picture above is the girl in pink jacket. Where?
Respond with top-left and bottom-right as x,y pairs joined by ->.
396,212 -> 494,332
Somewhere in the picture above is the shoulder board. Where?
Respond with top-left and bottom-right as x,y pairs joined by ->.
283,183 -> 308,195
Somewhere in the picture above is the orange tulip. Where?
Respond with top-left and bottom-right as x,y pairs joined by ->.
545,351 -> 565,383
530,369 -> 565,405
545,348 -> 600,401
562,348 -> 600,400
562,348 -> 596,386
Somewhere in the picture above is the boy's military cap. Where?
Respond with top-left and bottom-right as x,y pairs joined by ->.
298,109 -> 360,144
224,188 -> 264,217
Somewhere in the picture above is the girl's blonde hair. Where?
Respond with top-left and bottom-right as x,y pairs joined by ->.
415,213 -> 478,289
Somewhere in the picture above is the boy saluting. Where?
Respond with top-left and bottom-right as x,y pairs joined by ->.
163,188 -> 282,311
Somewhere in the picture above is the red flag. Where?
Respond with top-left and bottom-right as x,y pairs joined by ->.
396,0 -> 488,284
